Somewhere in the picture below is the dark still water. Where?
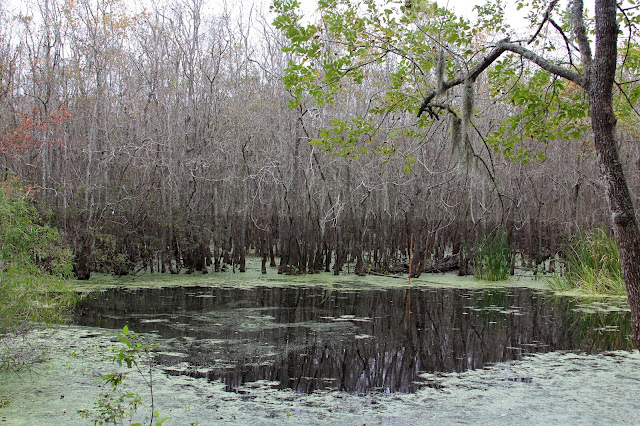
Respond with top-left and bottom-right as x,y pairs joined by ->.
73,285 -> 633,394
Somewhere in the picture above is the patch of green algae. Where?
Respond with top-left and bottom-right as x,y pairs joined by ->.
1,326 -> 639,425
73,257 -> 551,293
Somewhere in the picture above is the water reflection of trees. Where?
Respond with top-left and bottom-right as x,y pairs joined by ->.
74,286 -> 632,394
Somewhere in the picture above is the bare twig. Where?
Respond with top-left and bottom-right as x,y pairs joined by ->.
528,0 -> 560,44
615,81 -> 640,118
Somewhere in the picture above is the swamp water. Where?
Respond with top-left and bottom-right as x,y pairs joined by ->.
2,276 -> 640,424
73,285 -> 634,394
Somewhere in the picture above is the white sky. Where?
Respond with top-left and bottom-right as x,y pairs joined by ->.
436,0 -> 595,26
3,0 -> 595,24
292,0 -> 596,33
435,0 -> 496,19
436,0 -> 531,33
3,0 -> 597,37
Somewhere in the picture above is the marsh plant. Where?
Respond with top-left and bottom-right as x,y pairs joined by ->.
473,231 -> 512,281
547,228 -> 624,295
79,326 -> 168,426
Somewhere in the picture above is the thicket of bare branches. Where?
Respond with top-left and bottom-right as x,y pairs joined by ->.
0,0 -> 635,279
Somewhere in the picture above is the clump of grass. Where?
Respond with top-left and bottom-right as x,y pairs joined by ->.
544,272 -> 570,292
473,231 -> 512,281
547,228 -> 624,295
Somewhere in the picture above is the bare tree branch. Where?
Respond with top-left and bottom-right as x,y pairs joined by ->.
617,3 -> 634,82
501,42 -> 584,85
548,18 -> 578,70
528,0 -> 560,44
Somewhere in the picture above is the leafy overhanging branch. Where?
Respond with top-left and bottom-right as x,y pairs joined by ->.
418,39 -> 585,118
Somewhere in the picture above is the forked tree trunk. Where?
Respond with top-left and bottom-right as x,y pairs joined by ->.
589,0 -> 640,350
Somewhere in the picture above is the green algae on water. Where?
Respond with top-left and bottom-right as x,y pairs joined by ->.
1,326 -> 639,425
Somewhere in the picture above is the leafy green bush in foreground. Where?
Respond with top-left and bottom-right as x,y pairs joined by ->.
0,175 -> 74,341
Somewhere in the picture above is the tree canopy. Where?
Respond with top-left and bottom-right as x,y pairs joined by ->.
272,0 -> 639,162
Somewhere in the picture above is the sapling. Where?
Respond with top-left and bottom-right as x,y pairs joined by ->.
79,326 -> 169,426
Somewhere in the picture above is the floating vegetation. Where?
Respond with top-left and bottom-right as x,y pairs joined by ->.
2,326 -> 639,425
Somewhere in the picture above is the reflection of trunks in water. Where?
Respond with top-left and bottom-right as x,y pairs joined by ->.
74,286 -> 633,394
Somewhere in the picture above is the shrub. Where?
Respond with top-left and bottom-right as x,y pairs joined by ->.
0,175 -> 74,341
78,326 -> 169,426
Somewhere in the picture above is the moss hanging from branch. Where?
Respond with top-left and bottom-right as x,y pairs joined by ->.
450,112 -> 462,160
450,79 -> 477,167
461,78 -> 475,166
462,78 -> 474,129
436,49 -> 446,94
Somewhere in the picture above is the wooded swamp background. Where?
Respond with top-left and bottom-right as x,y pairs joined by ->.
2,0 -> 640,423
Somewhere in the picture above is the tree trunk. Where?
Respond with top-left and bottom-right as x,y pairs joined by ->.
589,0 -> 640,350
74,240 -> 92,280
261,234 -> 268,274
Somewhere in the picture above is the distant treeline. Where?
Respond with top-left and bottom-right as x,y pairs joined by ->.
0,0 -> 635,279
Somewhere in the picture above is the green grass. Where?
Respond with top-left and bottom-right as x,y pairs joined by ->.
473,231 -> 512,281
546,228 -> 624,295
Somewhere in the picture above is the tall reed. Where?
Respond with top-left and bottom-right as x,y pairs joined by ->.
473,231 -> 512,281
547,227 -> 624,295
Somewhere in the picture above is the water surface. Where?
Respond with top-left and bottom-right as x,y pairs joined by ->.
73,285 -> 633,394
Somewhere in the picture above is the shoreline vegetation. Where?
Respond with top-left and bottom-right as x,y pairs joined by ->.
6,176 -> 620,297
0,177 -> 74,347
544,228 -> 625,296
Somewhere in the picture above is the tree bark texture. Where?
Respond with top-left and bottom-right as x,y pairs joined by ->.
589,0 -> 640,350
